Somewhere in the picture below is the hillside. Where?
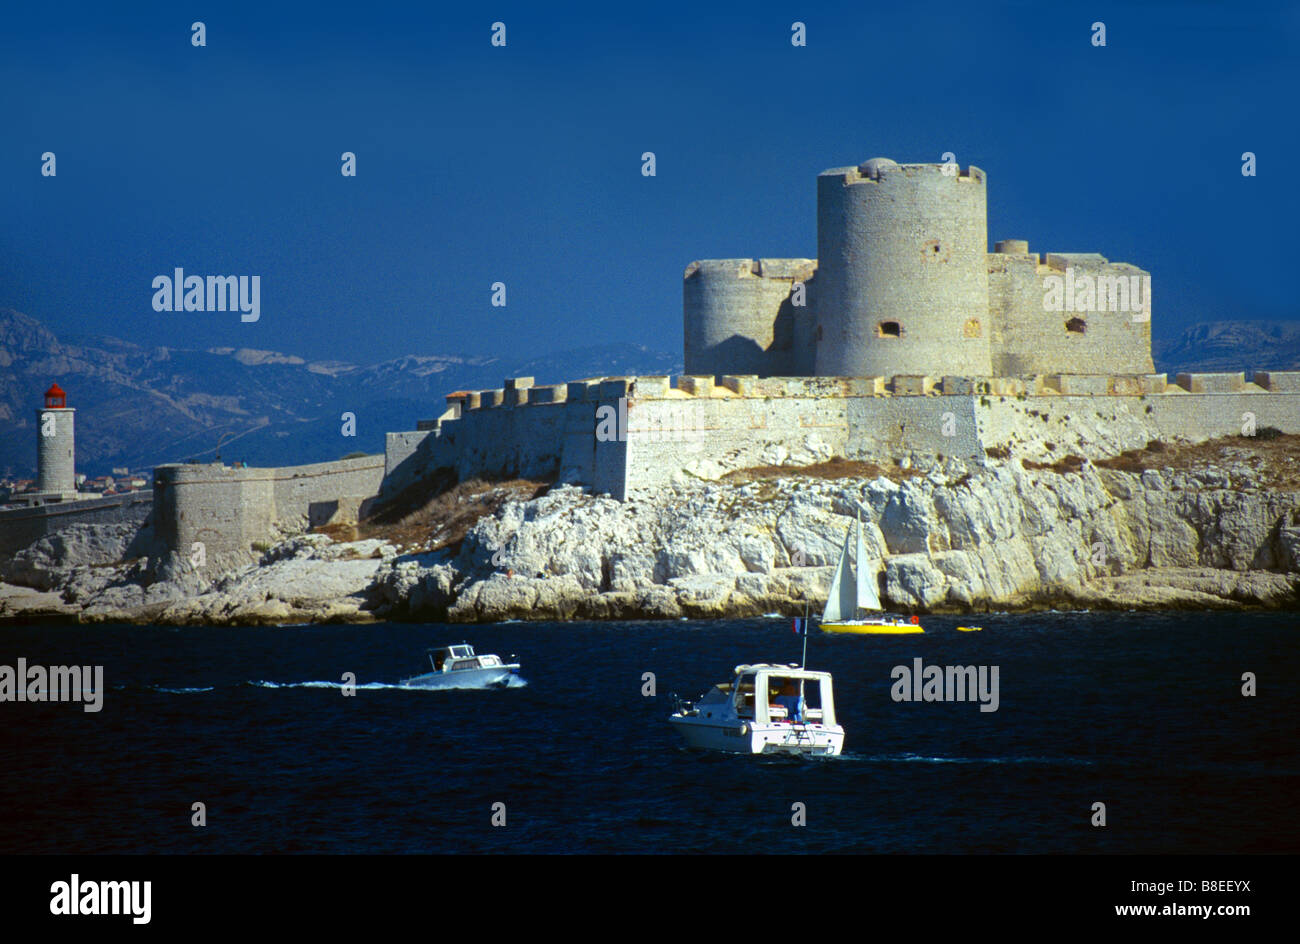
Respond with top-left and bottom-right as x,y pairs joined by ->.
1153,320 -> 1300,375
0,309 -> 680,477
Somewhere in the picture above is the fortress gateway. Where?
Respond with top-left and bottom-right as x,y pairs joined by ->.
7,156 -> 1298,570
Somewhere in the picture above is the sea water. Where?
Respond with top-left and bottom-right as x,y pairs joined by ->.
0,611 -> 1295,853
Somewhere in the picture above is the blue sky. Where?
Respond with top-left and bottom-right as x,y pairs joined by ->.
1,1 -> 1295,364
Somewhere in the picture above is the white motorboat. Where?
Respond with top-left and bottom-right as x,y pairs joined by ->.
401,643 -> 520,689
669,662 -> 844,756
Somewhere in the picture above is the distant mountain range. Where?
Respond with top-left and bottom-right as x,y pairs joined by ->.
0,308 -> 681,477
4,308 -> 1298,478
1152,320 -> 1300,375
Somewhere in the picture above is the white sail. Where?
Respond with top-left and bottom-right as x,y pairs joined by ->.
821,527 -> 856,622
854,516 -> 882,611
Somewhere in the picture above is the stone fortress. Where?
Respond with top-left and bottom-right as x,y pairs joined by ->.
684,158 -> 1155,379
384,156 -> 1300,505
5,155 -> 1300,572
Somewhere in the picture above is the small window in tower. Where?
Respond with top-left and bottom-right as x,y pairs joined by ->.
1066,317 -> 1087,334
878,321 -> 901,338
933,244 -> 941,253
815,324 -> 823,341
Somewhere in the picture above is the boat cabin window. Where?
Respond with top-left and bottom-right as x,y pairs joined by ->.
764,675 -> 826,723
733,675 -> 757,717
449,645 -> 473,658
765,677 -> 822,710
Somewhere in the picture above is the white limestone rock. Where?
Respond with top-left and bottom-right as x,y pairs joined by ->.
883,553 -> 948,608
1,523 -> 139,590
9,450 -> 1298,625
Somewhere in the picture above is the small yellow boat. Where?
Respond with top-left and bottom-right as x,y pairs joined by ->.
822,617 -> 924,635
956,625 -> 984,632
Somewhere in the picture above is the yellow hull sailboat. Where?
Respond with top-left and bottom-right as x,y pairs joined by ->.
819,511 -> 924,634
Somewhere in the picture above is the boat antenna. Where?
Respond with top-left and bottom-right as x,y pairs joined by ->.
800,596 -> 809,669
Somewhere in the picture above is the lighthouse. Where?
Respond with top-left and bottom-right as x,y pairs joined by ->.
36,382 -> 77,499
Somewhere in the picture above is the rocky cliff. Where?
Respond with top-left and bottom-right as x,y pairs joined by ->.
3,439 -> 1297,625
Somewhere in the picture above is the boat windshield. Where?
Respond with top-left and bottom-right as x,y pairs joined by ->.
698,685 -> 730,706
733,675 -> 757,717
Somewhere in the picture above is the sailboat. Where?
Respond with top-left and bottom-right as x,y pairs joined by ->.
819,513 -> 924,634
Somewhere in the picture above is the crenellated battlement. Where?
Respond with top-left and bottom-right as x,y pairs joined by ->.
683,258 -> 816,281
820,159 -> 987,186
436,371 -> 1300,413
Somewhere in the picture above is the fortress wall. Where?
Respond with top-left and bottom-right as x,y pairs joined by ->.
1255,371 -> 1300,392
621,394 -> 983,490
380,378 -> 1300,506
814,161 -> 991,377
844,396 -> 982,461
530,384 -> 568,404
0,492 -> 153,561
676,376 -> 715,396
384,431 -> 436,490
1147,392 -> 1300,441
445,397 -> 571,483
1174,372 -> 1248,393
987,253 -> 1055,375
752,376 -> 885,397
383,394 -> 619,498
1044,374 -> 1112,396
971,391 -> 1300,460
989,253 -> 1154,375
792,270 -> 819,375
890,375 -> 936,395
623,394 -> 850,490
683,259 -> 814,377
153,456 -> 384,562
154,464 -> 276,565
269,456 -> 385,532
973,394 -> 1158,460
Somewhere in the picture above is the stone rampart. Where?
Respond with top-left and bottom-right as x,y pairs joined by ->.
0,491 -> 153,561
153,455 -> 384,565
385,373 -> 1300,503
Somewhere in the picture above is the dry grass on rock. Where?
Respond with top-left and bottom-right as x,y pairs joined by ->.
315,469 -> 552,553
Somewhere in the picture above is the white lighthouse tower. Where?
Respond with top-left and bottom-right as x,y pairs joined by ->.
35,382 -> 78,501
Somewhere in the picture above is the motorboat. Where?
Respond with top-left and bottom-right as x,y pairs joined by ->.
400,643 -> 519,689
669,662 -> 844,756
820,512 -> 924,634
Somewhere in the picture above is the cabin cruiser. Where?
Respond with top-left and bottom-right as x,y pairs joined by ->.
669,663 -> 844,756
401,643 -> 520,689
820,512 -> 924,634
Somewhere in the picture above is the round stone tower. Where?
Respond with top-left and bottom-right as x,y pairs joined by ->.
36,382 -> 76,497
813,158 -> 992,378
683,258 -> 816,377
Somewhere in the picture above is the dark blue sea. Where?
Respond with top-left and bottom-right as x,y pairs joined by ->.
1,612 -> 1296,854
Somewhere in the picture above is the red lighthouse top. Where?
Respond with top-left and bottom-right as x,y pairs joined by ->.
44,383 -> 66,408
